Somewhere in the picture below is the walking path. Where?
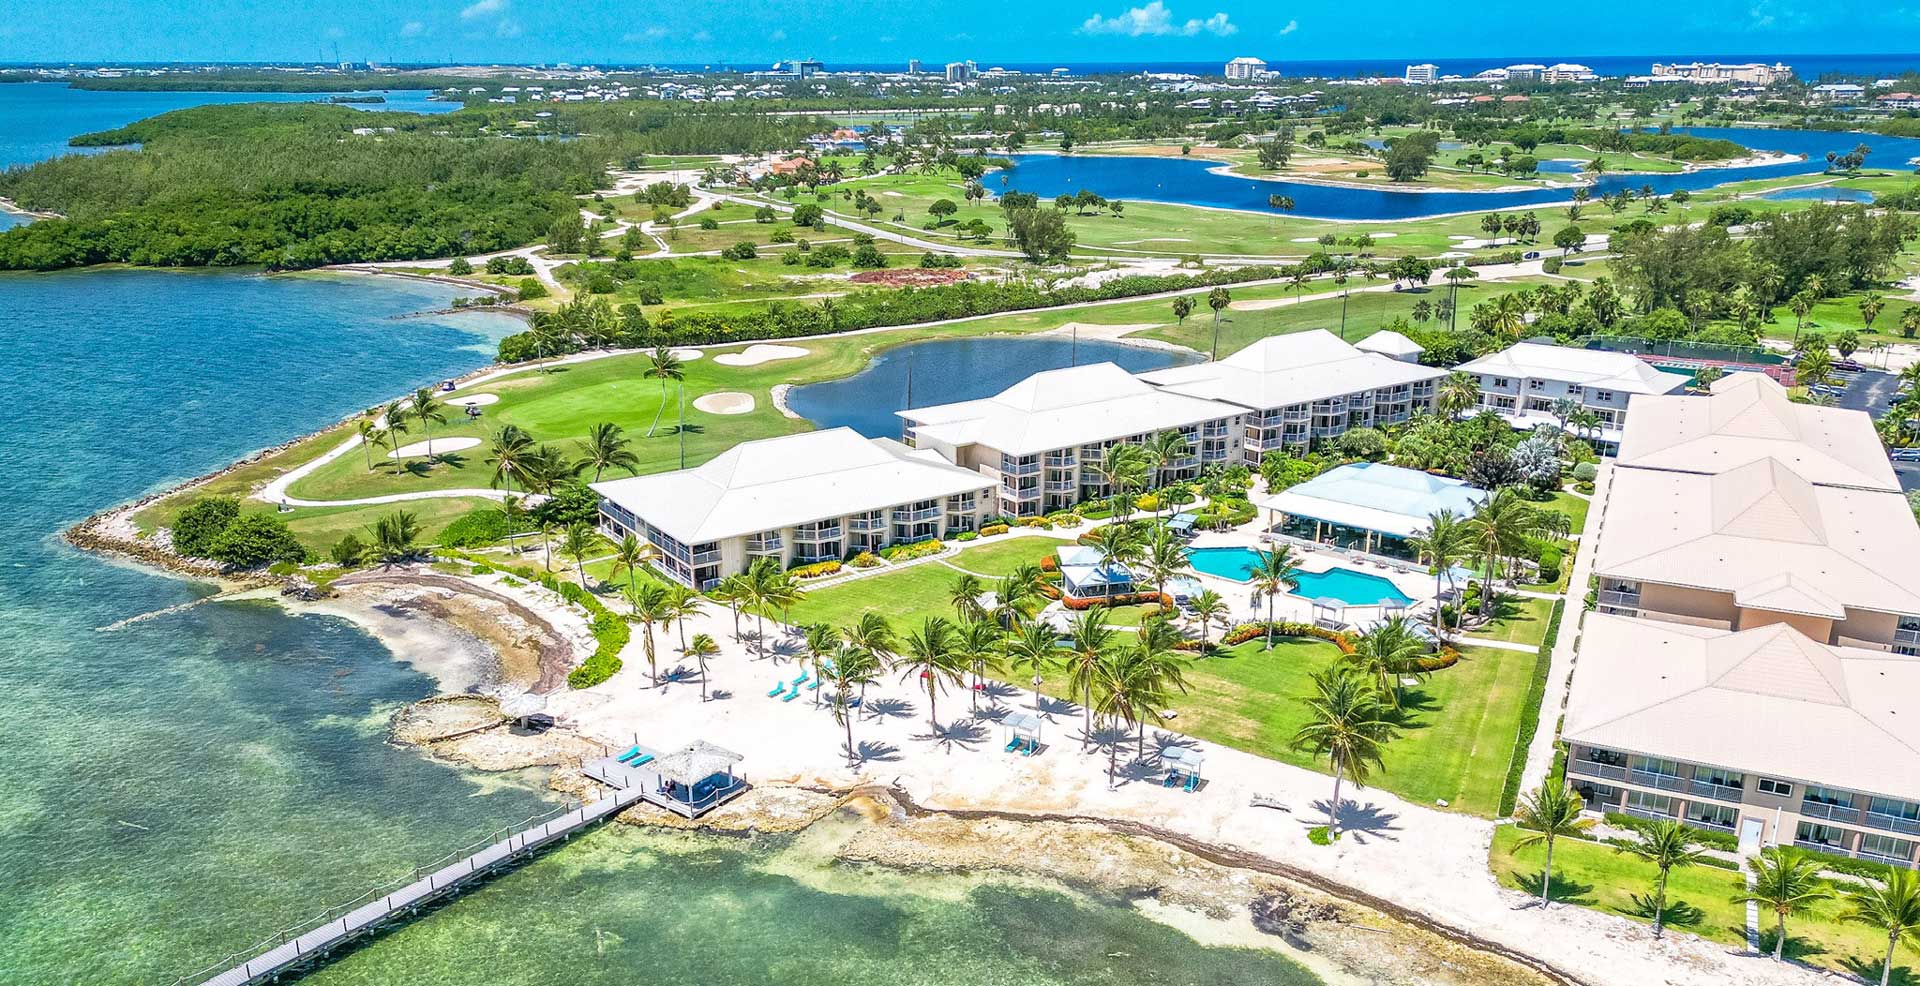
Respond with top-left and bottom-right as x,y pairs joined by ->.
1518,463 -> 1611,800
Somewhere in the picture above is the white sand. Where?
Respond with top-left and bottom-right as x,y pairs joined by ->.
385,436 -> 482,459
715,343 -> 809,367
445,393 -> 500,408
671,347 -> 704,361
1114,237 -> 1193,245
693,392 -> 755,415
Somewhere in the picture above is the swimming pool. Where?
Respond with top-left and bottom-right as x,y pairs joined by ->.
1184,547 -> 1414,606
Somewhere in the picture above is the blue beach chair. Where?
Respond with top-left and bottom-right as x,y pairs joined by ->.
615,745 -> 644,764
768,682 -> 788,698
781,688 -> 802,703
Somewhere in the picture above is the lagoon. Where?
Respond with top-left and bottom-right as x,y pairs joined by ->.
985,127 -> 1920,221
785,335 -> 1198,438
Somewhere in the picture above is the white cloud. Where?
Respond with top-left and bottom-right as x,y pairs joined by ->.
692,28 -> 712,41
399,20 -> 426,37
460,0 -> 507,21
768,28 -> 787,41
1081,2 -> 1236,37
623,26 -> 670,42
1278,18 -> 1298,34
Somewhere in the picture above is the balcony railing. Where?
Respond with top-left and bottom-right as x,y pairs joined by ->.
1164,456 -> 1200,470
1312,398 -> 1348,413
1045,453 -> 1076,467
1629,769 -> 1689,793
1044,480 -> 1077,493
1201,423 -> 1230,438
1002,485 -> 1041,500
1623,804 -> 1674,822
849,516 -> 886,532
1897,627 -> 1920,648
793,526 -> 842,542
1688,778 -> 1746,803
1568,759 -> 1629,782
1000,460 -> 1041,476
1349,391 -> 1376,407
894,507 -> 942,523
1201,447 -> 1232,462
1597,589 -> 1641,610
1801,800 -> 1863,825
745,537 -> 783,553
691,549 -> 722,565
1795,838 -> 1850,855
1865,812 -> 1920,837
1311,425 -> 1345,438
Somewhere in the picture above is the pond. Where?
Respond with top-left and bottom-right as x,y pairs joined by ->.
1758,186 -> 1876,203
784,335 -> 1198,439
981,127 -> 1920,221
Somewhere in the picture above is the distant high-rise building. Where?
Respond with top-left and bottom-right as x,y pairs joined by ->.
1650,61 -> 1793,85
792,58 -> 825,79
1224,56 -> 1267,80
945,61 -> 974,83
1404,63 -> 1438,83
907,59 -> 923,75
1504,63 -> 1546,82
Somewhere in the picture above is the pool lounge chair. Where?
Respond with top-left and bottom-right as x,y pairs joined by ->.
615,745 -> 645,763
628,753 -> 654,767
1183,774 -> 1199,793
781,689 -> 802,703
768,682 -> 788,698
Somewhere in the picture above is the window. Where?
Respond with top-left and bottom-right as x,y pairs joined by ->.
1492,376 -> 1510,388
1594,389 -> 1615,402
1795,821 -> 1846,847
1695,767 -> 1745,789
1583,747 -> 1629,767
1804,785 -> 1853,808
1631,756 -> 1681,778
1625,790 -> 1672,815
1528,378 -> 1545,390
1860,834 -> 1916,862
1868,797 -> 1920,821
1757,777 -> 1794,798
1686,802 -> 1738,828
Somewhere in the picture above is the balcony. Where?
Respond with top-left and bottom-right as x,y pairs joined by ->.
1079,447 -> 1104,462
849,516 -> 886,532
1044,452 -> 1076,467
1311,425 -> 1345,439
1349,391 -> 1376,407
1597,589 -> 1641,611
1164,455 -> 1200,471
793,525 -> 842,543
895,506 -> 942,523
745,536 -> 783,554
1002,485 -> 1041,501
1688,778 -> 1746,803
1795,838 -> 1850,855
1000,459 -> 1041,477
1629,769 -> 1689,793
1045,480 -> 1077,493
1897,626 -> 1920,649
1311,398 -> 1348,414
1623,804 -> 1675,823
1201,422 -> 1230,438
1865,812 -> 1920,837
1568,759 -> 1629,782
1201,447 -> 1232,462
691,548 -> 722,565
1801,800 -> 1863,825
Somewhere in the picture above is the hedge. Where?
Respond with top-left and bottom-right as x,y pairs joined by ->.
979,523 -> 1010,537
1498,597 -> 1565,817
1603,811 -> 1739,853
879,538 -> 944,562
1060,591 -> 1171,611
788,559 -> 843,579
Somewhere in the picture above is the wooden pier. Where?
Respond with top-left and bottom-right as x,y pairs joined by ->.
181,739 -> 748,986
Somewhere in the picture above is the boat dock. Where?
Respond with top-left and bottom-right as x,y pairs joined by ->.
184,738 -> 747,986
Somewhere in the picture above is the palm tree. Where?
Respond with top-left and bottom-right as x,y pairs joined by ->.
1345,616 -> 1425,708
1003,620 -> 1060,715
1842,868 -> 1920,986
1437,371 -> 1481,418
1406,509 -> 1470,641
409,388 -> 449,463
1091,647 -> 1173,788
710,573 -> 750,640
1096,443 -> 1151,517
1247,544 -> 1299,649
368,509 -> 422,566
948,572 -> 987,623
824,644 -> 880,763
663,582 -> 704,654
1615,820 -> 1703,937
1289,666 -> 1398,842
609,534 -> 654,600
1122,616 -> 1189,756
687,632 -> 720,701
356,416 -> 381,472
560,521 -> 597,587
1733,847 -> 1830,962
803,623 -> 842,707
627,581 -> 672,686
896,617 -> 963,730
1065,607 -> 1118,746
643,346 -> 686,437
953,617 -> 1003,714
1512,784 -> 1594,906
842,612 -> 896,713
993,564 -> 1044,628
575,422 -> 640,481
1187,588 -> 1229,647
740,557 -> 783,659
1142,429 -> 1192,499
1466,490 -> 1543,617
1797,347 -> 1835,391
1090,521 -> 1146,577
1139,526 -> 1190,609
377,400 -> 411,464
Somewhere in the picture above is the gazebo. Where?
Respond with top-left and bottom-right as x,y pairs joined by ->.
1167,512 -> 1199,538
1001,712 -> 1043,755
1055,546 -> 1136,599
1162,746 -> 1205,792
649,740 -> 746,815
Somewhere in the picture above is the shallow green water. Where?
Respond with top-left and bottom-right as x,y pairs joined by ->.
301,824 -> 1321,986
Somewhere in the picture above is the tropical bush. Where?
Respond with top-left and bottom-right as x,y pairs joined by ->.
329,533 -> 366,567
1061,591 -> 1171,610
171,496 -> 240,558
1604,811 -> 1739,852
437,506 -> 517,548
954,531 -> 979,542
206,513 -> 307,567
978,523 -> 1010,537
1571,461 -> 1598,483
849,551 -> 881,568
719,241 -> 757,260
879,538 -> 944,562
787,559 -> 842,579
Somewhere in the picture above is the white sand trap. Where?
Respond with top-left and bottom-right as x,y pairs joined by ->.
1289,237 -> 1323,243
670,347 -> 704,361
386,436 -> 482,459
1370,232 -> 1399,238
883,191 -> 905,197
693,392 -> 756,415
1114,237 -> 1192,245
1447,234 -> 1475,241
715,344 -> 809,367
445,393 -> 499,407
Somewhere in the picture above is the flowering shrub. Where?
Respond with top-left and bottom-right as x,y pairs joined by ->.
1039,555 -> 1058,572
1061,591 -> 1171,610
850,551 -> 882,568
880,538 -> 945,562
955,531 -> 979,541
979,523 -> 1010,537
788,560 -> 843,579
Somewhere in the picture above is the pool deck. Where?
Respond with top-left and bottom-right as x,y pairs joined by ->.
1184,530 -> 1436,626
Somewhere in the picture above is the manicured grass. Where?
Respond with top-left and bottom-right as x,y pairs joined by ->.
1027,636 -> 1543,816
1541,491 -> 1590,533
1463,594 -> 1558,648
1490,826 -> 1913,980
780,536 -> 1066,628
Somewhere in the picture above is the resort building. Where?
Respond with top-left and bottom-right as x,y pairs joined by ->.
591,428 -> 993,587
1224,56 -> 1269,80
1650,61 -> 1793,85
1252,461 -> 1488,559
1457,342 -> 1689,454
1564,614 -> 1920,863
1404,63 -> 1439,84
899,363 -> 1243,517
1593,374 -> 1920,650
1140,330 -> 1445,463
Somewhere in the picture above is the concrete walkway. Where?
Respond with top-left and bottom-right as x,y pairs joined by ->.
1518,463 -> 1611,801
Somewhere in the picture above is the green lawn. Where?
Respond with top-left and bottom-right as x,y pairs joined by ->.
1031,636 -> 1543,816
1540,491 -> 1590,534
1491,826 -> 1914,980
781,535 -> 1068,628
1463,594 -> 1558,648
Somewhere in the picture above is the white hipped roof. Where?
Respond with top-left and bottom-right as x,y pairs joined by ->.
1354,329 -> 1426,359
591,428 -> 991,544
1565,614 -> 1920,799
1141,330 -> 1445,411
1253,462 -> 1489,538
1615,373 -> 1899,491
1593,456 -> 1920,618
898,362 -> 1241,456
1457,342 -> 1689,396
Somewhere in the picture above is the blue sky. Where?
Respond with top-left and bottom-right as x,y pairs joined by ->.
0,0 -> 1908,65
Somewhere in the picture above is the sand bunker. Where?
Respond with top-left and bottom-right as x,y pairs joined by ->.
1115,237 -> 1192,245
715,344 -> 809,367
694,392 -> 756,415
445,393 -> 500,407
670,348 -> 704,361
386,436 -> 482,459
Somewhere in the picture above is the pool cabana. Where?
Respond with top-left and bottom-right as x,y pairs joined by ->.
650,740 -> 748,816
1162,747 -> 1205,792
1002,712 -> 1043,756
1167,512 -> 1199,538
1054,546 -> 1137,599
1254,462 -> 1488,561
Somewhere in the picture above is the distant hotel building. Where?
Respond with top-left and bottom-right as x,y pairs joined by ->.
907,59 -> 923,75
1503,63 -> 1546,82
1224,56 -> 1268,80
945,61 -> 976,83
1457,342 -> 1688,455
1404,63 -> 1439,83
1543,63 -> 1596,83
1650,61 -> 1793,85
